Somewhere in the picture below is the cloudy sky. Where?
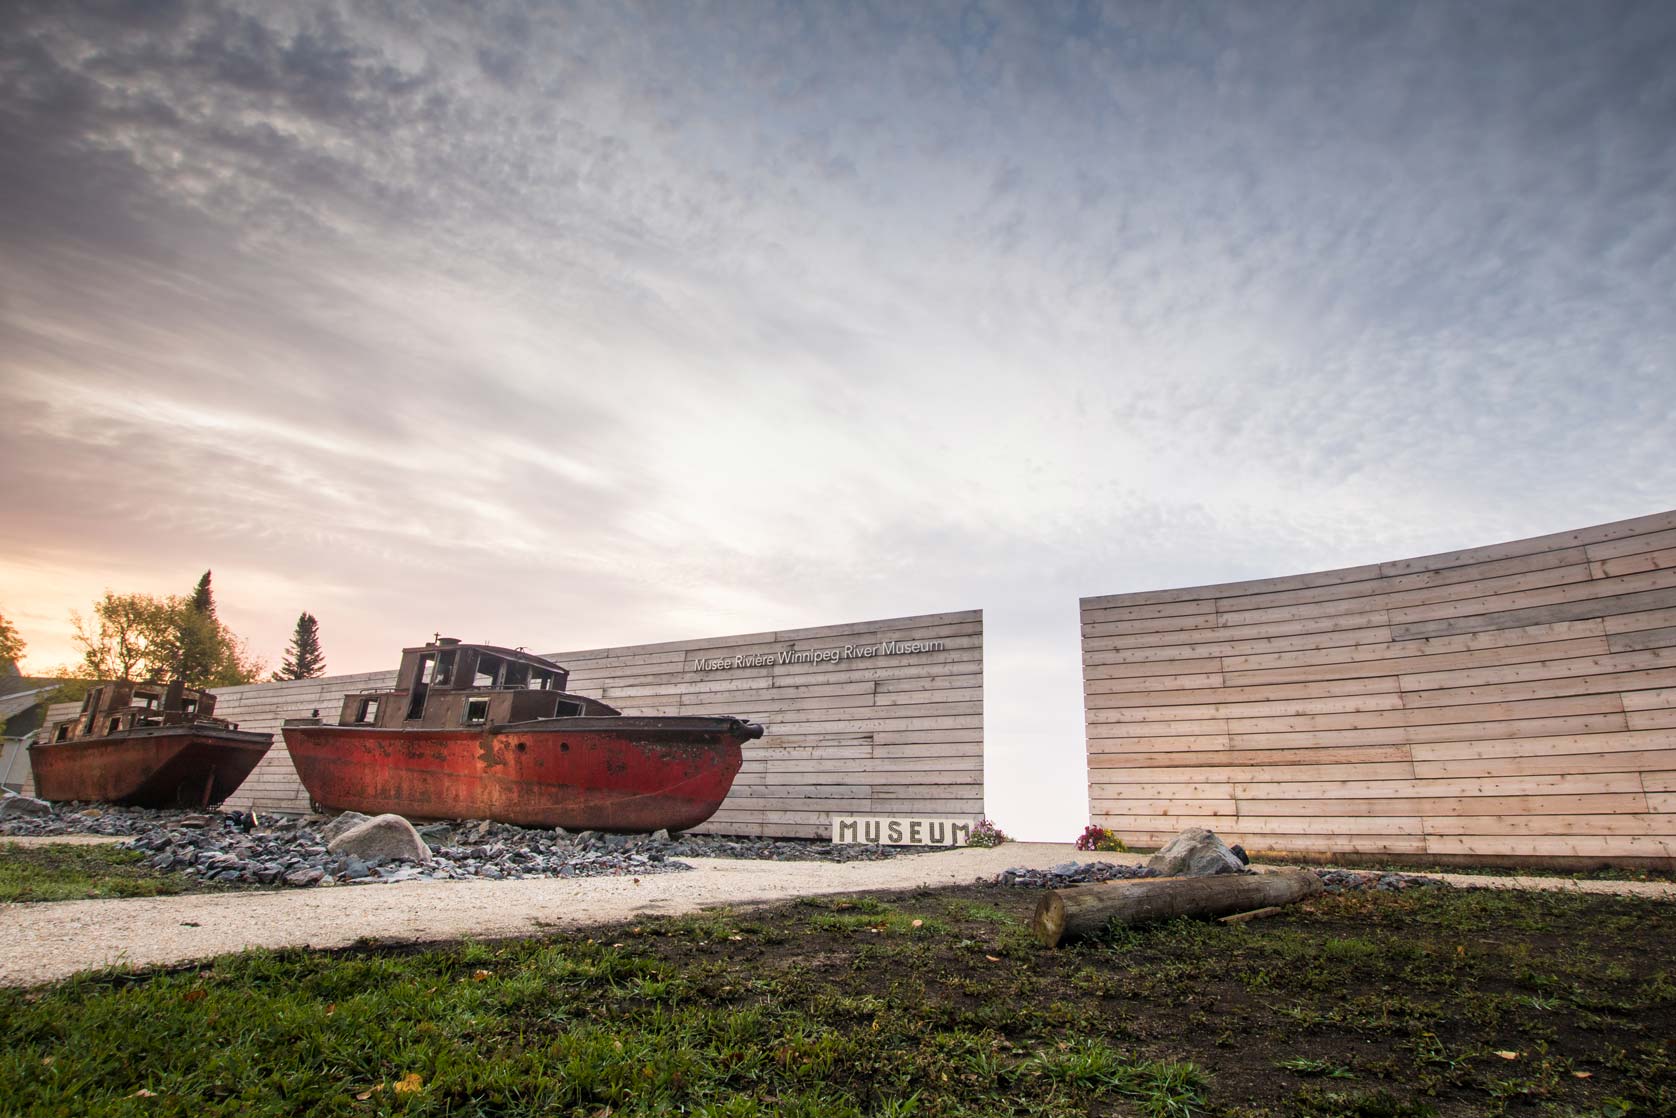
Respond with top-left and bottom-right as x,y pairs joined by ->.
2,1 -> 1672,838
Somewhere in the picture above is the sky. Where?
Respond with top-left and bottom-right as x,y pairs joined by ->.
1,1 -> 1673,840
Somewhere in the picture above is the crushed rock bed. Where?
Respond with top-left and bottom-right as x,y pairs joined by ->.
0,803 -> 905,888
990,861 -> 1162,888
1311,867 -> 1451,892
987,860 -> 1451,892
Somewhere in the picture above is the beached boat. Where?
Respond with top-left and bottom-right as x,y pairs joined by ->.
282,638 -> 760,832
29,680 -> 273,807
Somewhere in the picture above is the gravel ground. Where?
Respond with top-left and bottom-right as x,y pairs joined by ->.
1,802 -> 903,889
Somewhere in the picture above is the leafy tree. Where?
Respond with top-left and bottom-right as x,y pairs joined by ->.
70,593 -> 173,682
273,612 -> 327,681
0,609 -> 23,670
70,589 -> 264,688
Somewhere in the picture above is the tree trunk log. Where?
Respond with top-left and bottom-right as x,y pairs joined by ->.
1032,869 -> 1323,947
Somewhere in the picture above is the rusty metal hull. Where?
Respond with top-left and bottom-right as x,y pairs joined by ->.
27,726 -> 274,807
282,716 -> 751,832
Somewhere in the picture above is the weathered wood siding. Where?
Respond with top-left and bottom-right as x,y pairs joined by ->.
198,611 -> 982,838
1082,510 -> 1676,869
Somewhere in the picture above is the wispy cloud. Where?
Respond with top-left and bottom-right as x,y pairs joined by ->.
1,0 -> 1672,835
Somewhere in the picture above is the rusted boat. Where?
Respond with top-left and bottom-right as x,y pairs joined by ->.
29,680 -> 273,807
282,638 -> 760,832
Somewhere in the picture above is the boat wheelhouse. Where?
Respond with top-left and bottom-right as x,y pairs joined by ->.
333,639 -> 619,731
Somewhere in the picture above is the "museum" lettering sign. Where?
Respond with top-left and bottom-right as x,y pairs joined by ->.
830,815 -> 974,846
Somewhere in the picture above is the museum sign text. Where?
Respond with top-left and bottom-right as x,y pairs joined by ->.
831,816 -> 975,846
694,639 -> 945,672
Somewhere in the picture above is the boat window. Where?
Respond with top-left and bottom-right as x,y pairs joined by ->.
136,693 -> 160,710
504,662 -> 529,689
435,650 -> 457,685
136,715 -> 161,727
107,716 -> 122,734
181,698 -> 198,715
407,655 -> 435,720
554,700 -> 583,717
356,698 -> 381,724
474,656 -> 502,688
55,724 -> 69,742
465,698 -> 490,725
529,670 -> 553,690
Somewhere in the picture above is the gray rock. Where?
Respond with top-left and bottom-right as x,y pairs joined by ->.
1146,827 -> 1246,876
650,828 -> 671,843
327,813 -> 432,864
319,811 -> 372,843
1049,861 -> 1082,876
0,794 -> 51,820
284,867 -> 324,887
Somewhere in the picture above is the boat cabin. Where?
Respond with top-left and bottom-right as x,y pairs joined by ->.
337,638 -> 619,730
48,680 -> 223,743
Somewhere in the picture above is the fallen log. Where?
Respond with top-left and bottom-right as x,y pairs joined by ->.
1032,869 -> 1323,947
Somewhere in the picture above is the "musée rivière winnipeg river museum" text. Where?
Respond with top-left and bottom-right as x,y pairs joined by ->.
693,639 -> 946,672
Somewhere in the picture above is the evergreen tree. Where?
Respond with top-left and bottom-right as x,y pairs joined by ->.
0,609 -> 24,670
274,612 -> 326,681
191,570 -> 215,617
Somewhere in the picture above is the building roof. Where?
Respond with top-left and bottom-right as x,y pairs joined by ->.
0,666 -> 63,738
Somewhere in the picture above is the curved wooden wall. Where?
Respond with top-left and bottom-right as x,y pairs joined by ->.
1082,510 -> 1676,869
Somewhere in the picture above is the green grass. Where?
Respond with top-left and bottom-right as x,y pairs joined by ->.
0,842 -> 223,903
1,884 -> 1671,1117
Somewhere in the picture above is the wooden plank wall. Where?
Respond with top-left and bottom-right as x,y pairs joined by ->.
198,611 -> 983,839
550,611 -> 983,838
1082,510 -> 1676,869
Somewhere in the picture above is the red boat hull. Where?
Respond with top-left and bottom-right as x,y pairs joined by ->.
282,717 -> 749,832
28,727 -> 274,808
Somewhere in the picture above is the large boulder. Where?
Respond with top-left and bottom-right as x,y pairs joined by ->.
326,814 -> 432,864
0,793 -> 52,820
1146,827 -> 1245,877
319,811 -> 372,843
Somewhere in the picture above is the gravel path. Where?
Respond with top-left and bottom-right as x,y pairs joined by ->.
5,842 -> 1672,987
0,842 -> 1072,986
